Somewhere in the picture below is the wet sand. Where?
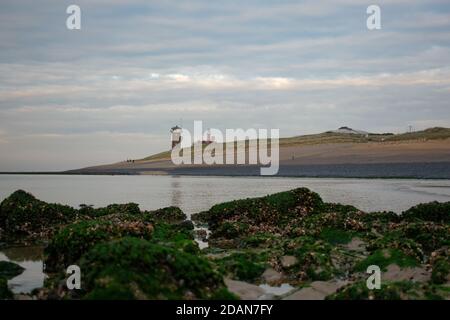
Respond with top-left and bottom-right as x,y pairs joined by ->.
68,139 -> 450,178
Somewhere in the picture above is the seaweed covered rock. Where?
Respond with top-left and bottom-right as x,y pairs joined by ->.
45,211 -> 198,272
366,221 -> 449,260
353,248 -> 419,272
0,277 -> 13,300
367,236 -> 425,263
214,252 -> 268,282
76,237 -> 235,300
79,203 -> 141,217
299,211 -> 367,237
148,206 -> 186,223
45,216 -> 154,271
394,222 -> 450,254
0,190 -> 80,243
80,203 -> 187,223
5,186 -> 448,300
195,188 -> 399,251
193,188 -> 324,242
402,201 -> 450,223
430,248 -> 450,285
327,280 -> 447,300
289,237 -> 338,281
299,209 -> 398,239
0,261 -> 24,279
150,220 -> 199,254
239,232 -> 276,248
192,188 -> 450,297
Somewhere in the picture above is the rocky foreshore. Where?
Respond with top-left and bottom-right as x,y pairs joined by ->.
0,188 -> 449,300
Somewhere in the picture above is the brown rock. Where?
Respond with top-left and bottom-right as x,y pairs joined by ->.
383,264 -> 431,283
262,268 -> 283,284
280,256 -> 298,268
283,280 -> 349,300
283,287 -> 325,300
344,238 -> 366,252
310,280 -> 349,295
225,278 -> 265,300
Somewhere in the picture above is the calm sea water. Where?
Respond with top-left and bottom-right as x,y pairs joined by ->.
1,174 -> 449,294
0,247 -> 46,294
0,174 -> 449,215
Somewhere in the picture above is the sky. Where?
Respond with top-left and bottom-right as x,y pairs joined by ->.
0,0 -> 450,171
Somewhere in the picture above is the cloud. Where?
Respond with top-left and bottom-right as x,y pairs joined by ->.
0,0 -> 449,170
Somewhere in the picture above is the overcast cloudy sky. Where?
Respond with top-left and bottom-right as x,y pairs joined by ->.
0,0 -> 449,171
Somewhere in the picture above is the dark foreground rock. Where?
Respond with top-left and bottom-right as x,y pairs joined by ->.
327,280 -> 449,300
0,261 -> 24,279
74,237 -> 234,300
0,261 -> 24,300
0,277 -> 13,299
0,188 -> 449,300
44,212 -> 198,273
44,215 -> 154,272
0,190 -> 189,245
0,190 -> 80,243
195,188 -> 450,299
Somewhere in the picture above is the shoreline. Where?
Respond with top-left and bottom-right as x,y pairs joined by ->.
1,161 -> 450,179
1,174 -> 450,180
1,172 -> 450,180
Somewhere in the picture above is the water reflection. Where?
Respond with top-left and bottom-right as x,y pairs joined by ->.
170,177 -> 182,209
0,246 -> 46,294
1,175 -> 449,214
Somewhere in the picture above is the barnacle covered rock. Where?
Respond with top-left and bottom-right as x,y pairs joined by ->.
0,190 -> 80,243
44,216 -> 154,271
76,237 -> 236,300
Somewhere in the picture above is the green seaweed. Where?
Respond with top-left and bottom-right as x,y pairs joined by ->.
431,256 -> 450,285
397,222 -> 450,254
0,261 -> 24,279
77,237 -> 235,300
354,248 -> 419,272
293,238 -> 337,281
402,201 -> 450,223
45,217 -> 154,271
327,281 -> 430,300
240,232 -> 275,248
430,247 -> 450,284
0,277 -> 13,299
2,187 -> 449,300
214,252 -> 267,282
81,203 -> 141,217
150,221 -> 198,254
0,190 -> 80,242
319,228 -> 356,245
148,206 -> 186,223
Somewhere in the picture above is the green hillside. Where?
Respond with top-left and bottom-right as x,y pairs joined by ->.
138,127 -> 450,162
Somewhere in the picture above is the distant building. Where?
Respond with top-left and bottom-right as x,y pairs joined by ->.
333,126 -> 369,135
171,125 -> 182,149
202,128 -> 214,146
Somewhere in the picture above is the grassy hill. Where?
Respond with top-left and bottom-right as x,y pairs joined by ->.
381,127 -> 450,142
283,127 -> 450,146
138,127 -> 450,163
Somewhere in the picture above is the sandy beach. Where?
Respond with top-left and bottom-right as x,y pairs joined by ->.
69,138 -> 450,178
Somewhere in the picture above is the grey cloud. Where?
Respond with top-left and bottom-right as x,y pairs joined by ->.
0,0 -> 449,170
